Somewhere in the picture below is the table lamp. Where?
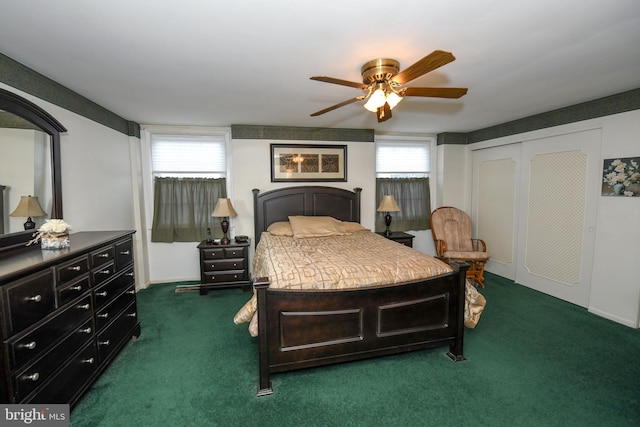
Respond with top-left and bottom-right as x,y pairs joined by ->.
377,195 -> 400,236
10,195 -> 47,230
212,198 -> 237,245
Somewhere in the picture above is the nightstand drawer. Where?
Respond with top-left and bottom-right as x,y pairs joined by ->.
203,270 -> 247,284
201,248 -> 226,260
203,258 -> 245,272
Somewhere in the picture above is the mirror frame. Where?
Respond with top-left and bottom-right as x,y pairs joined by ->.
0,88 -> 66,252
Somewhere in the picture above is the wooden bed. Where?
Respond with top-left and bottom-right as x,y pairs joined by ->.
251,186 -> 468,396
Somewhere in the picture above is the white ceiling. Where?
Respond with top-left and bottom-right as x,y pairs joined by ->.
1,0 -> 639,134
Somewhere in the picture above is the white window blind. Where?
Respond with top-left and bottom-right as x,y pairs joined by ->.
376,142 -> 430,175
151,134 -> 226,177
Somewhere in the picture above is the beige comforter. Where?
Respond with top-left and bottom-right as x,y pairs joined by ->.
234,231 -> 485,336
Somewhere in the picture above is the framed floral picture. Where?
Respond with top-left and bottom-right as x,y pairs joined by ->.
270,144 -> 347,182
601,156 -> 640,197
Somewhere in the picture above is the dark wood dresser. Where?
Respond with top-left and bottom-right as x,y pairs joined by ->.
197,239 -> 250,295
0,230 -> 140,407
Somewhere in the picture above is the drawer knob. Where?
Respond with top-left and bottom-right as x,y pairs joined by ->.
98,253 -> 110,258
26,294 -> 42,303
99,269 -> 111,275
126,312 -> 137,318
97,312 -> 109,319
70,285 -> 83,291
22,373 -> 39,382
82,357 -> 95,364
127,290 -> 135,295
96,291 -> 108,297
120,250 -> 131,255
68,265 -> 82,271
77,303 -> 91,310
79,327 -> 92,334
20,341 -> 37,350
233,263 -> 238,267
98,340 -> 110,347
127,272 -> 134,277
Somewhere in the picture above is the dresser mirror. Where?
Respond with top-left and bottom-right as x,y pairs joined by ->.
0,88 -> 66,252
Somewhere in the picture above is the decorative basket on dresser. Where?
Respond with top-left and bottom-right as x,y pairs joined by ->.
0,230 -> 141,407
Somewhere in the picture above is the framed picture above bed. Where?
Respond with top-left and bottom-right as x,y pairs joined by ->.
270,143 -> 347,182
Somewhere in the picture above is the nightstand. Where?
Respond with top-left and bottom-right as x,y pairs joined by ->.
377,231 -> 415,248
197,239 -> 251,295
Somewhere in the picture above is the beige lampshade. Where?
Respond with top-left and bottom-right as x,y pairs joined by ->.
10,195 -> 47,217
377,195 -> 400,212
212,198 -> 238,218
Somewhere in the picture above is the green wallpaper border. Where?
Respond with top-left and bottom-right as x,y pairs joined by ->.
231,124 -> 374,142
0,52 -> 140,137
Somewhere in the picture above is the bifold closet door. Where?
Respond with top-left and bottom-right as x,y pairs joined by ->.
515,129 -> 601,307
472,143 -> 521,281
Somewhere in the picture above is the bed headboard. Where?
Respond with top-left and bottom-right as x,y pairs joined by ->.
253,186 -> 362,245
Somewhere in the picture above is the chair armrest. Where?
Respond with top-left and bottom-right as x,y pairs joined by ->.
433,239 -> 447,257
471,239 -> 487,252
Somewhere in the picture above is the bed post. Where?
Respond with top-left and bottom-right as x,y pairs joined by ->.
447,262 -> 469,362
254,276 -> 273,396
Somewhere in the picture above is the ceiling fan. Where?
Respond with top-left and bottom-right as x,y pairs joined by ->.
310,50 -> 468,122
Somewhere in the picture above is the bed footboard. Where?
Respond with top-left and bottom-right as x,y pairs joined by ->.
254,262 -> 468,396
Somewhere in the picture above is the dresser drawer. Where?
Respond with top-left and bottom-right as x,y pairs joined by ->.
203,258 -> 246,272
23,341 -> 99,404
93,267 -> 135,310
56,255 -> 90,286
203,270 -> 247,284
91,245 -> 115,269
91,261 -> 115,287
9,295 -> 93,369
57,276 -> 91,307
94,286 -> 136,331
115,238 -> 133,270
11,318 -> 94,402
97,301 -> 138,362
3,270 -> 55,335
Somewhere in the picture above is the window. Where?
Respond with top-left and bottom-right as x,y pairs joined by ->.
375,137 -> 432,232
149,133 -> 228,242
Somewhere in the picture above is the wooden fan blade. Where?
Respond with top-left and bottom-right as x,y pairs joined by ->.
392,50 -> 456,85
310,76 -> 368,90
404,87 -> 468,98
377,103 -> 392,122
310,96 -> 363,116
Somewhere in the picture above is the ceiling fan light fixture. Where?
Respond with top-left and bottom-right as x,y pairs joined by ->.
364,87 -> 386,112
386,91 -> 403,109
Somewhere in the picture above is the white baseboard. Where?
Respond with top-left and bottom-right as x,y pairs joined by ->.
588,307 -> 638,329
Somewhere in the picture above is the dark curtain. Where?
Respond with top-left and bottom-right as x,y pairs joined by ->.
375,177 -> 431,232
151,177 -> 227,242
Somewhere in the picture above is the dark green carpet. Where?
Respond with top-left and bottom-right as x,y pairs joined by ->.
70,273 -> 640,426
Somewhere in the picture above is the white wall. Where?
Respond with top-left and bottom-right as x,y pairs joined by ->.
465,109 -> 640,328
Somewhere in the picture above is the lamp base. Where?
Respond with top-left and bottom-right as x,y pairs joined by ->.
220,218 -> 230,245
384,213 -> 392,236
24,216 -> 36,230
